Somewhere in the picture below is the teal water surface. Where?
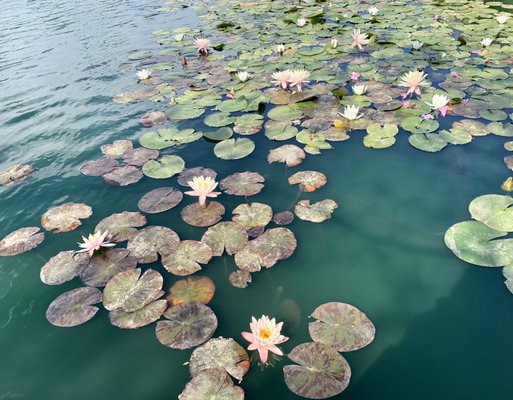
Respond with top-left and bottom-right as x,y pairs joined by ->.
1,1 -> 513,399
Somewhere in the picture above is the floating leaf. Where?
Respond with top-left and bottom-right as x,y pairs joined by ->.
123,148 -> 159,166
309,302 -> 375,352
408,133 -> 448,153
203,127 -> 233,141
162,240 -> 213,276
127,226 -> 180,263
156,301 -> 218,349
401,117 -> 439,134
178,369 -> 244,400
103,268 -> 163,312
288,171 -> 327,192
204,112 -> 237,128
363,123 -> 398,149
40,251 -> 89,285
140,111 -> 167,127
294,199 -> 338,223
268,105 -> 303,121
140,128 -> 197,150
452,119 -> 490,136
469,194 -> 513,232
220,172 -> 265,196
103,166 -> 144,186
41,203 -> 93,233
189,338 -> 250,381
265,121 -> 298,141
214,138 -> 255,160
80,249 -> 137,287
101,140 -> 133,158
167,276 -> 216,306
268,145 -> 306,167
138,187 -> 183,213
181,202 -> 225,227
178,167 -> 217,187
283,342 -> 351,399
273,211 -> 295,226
201,222 -> 248,256
46,287 -> 102,327
0,227 -> 45,256
110,299 -> 167,329
0,164 -> 34,185
229,270 -> 252,288
232,203 -> 273,229
80,158 -> 119,176
167,104 -> 205,120
142,155 -> 185,179
95,211 -> 147,242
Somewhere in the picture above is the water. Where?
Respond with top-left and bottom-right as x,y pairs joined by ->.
1,0 -> 513,399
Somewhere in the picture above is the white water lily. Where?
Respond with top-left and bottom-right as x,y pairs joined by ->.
340,105 -> 363,120
136,69 -> 152,80
352,85 -> 367,95
296,17 -> 307,27
412,41 -> 424,50
425,94 -> 449,110
497,15 -> 509,24
481,37 -> 493,47
174,33 -> 185,41
236,70 -> 251,82
277,44 -> 286,54
330,38 -> 338,48
368,6 -> 379,16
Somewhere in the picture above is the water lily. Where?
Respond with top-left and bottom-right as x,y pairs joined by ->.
352,84 -> 367,95
296,17 -> 307,27
402,99 -> 411,108
450,71 -> 461,78
350,71 -> 361,81
174,33 -> 185,41
425,94 -> 449,116
368,6 -> 378,16
194,38 -> 211,55
241,315 -> 289,364
330,38 -> 338,49
433,15 -> 440,21
184,176 -> 221,205
272,70 -> 291,90
412,41 -> 423,50
340,105 -> 363,120
277,44 -> 286,54
77,231 -> 115,257
398,70 -> 429,96
351,28 -> 370,51
236,70 -> 251,82
481,37 -> 493,47
497,15 -> 509,24
421,113 -> 434,120
287,69 -> 310,92
137,69 -> 152,80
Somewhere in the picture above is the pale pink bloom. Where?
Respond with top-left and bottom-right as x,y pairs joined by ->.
398,70 -> 429,96
421,113 -> 434,120
226,89 -> 235,99
184,176 -> 221,205
439,106 -> 448,117
194,38 -> 211,55
272,70 -> 291,90
471,50 -> 482,55
350,71 -> 360,81
450,71 -> 460,78
287,69 -> 310,92
77,231 -> 115,257
350,28 -> 370,50
434,15 -> 440,21
402,100 -> 411,108
241,315 -> 289,364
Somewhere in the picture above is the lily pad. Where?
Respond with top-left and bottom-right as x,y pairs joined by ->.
138,187 -> 183,213
288,171 -> 327,192
214,138 -> 255,160
127,226 -> 180,263
273,211 -> 295,225
142,155 -> 185,179
140,128 -> 197,150
265,121 -> 298,141
181,202 -> 225,227
178,369 -> 244,400
46,287 -> 102,327
220,172 -> 265,196
232,203 -> 273,229
178,167 -> 217,187
0,227 -> 45,256
308,302 -> 376,352
228,270 -> 252,288
95,211 -> 147,242
0,164 -> 34,185
268,145 -> 306,167
401,117 -> 439,134
156,301 -> 218,349
41,202 -> 93,233
203,127 -> 233,141
408,133 -> 448,153
101,140 -> 133,158
162,240 -> 213,276
469,194 -> 513,232
80,249 -> 137,287
167,105 -> 205,120
109,299 -> 167,329
201,222 -> 248,256
80,158 -> 119,176
141,111 -> 167,127
167,276 -> 216,306
363,123 -> 398,149
204,112 -> 237,128
294,199 -> 338,223
123,148 -> 160,166
40,251 -> 89,286
103,166 -> 144,186
452,119 -> 490,136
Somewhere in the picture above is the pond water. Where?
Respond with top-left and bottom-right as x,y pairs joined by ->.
1,0 -> 513,399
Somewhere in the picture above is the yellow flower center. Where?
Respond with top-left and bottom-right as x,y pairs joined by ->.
259,327 -> 272,339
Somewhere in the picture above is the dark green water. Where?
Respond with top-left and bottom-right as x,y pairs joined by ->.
1,1 -> 513,399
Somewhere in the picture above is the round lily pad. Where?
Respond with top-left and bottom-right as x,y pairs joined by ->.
142,155 -> 185,179
469,194 -> 513,232
265,121 -> 298,141
178,369 -> 244,400
189,338 -> 250,381
95,211 -> 147,242
203,127 -> 233,141
140,111 -> 167,127
110,299 -> 167,329
103,166 -> 144,186
80,158 -> 119,176
127,226 -> 180,263
288,171 -> 327,192
268,105 -> 303,121
204,112 -> 237,128
41,202 -> 93,233
178,167 -> 217,187
101,140 -> 133,158
0,227 -> 45,256
140,128 -> 198,150
128,50 -> 151,60
232,203 -> 273,229
123,148 -> 160,166
181,202 -> 225,227
201,222 -> 248,256
273,211 -> 295,225
408,133 -> 448,153
268,145 -> 306,167
80,248 -> 137,287
308,302 -> 376,352
40,251 -> 89,285
214,138 -> 255,160
167,105 -> 205,120
46,287 -> 102,327
162,240 -> 213,276
401,117 -> 439,134
138,187 -> 183,213
220,172 -> 265,196
228,270 -> 252,288
283,342 -> 351,399
0,164 -> 34,185
294,199 -> 338,223
452,119 -> 490,136
156,301 -> 218,349
103,268 -> 164,312
167,276 -> 216,306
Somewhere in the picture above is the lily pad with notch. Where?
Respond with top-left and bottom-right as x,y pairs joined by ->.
162,240 -> 213,276
41,203 -> 93,233
167,276 -> 216,306
46,287 -> 102,327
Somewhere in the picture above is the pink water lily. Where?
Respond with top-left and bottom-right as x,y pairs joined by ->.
77,231 -> 115,257
194,38 -> 211,55
287,69 -> 310,92
422,113 -> 434,120
450,71 -> 461,78
272,70 -> 291,90
398,70 -> 429,96
350,71 -> 361,81
184,176 -> 221,205
241,315 -> 289,364
350,28 -> 370,51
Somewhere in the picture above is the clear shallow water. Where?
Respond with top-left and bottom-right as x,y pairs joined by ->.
1,1 -> 513,399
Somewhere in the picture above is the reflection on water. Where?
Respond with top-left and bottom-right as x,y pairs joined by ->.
0,0 -> 512,399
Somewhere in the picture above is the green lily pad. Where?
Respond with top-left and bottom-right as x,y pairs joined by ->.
40,251 -> 89,286
401,117 -> 439,134
127,226 -> 180,263
167,104 -> 206,120
41,203 -> 92,233
408,133 -> 448,153
103,166 -> 144,186
469,194 -> 513,232
232,203 -> 273,229
439,129 -> 473,145
203,127 -> 233,141
488,122 -> 513,137
452,119 -> 490,136
156,301 -> 218,349
138,187 -> 183,214
109,299 -> 167,329
80,249 -> 137,287
288,171 -> 327,192
265,121 -> 299,141
181,202 -> 225,227
178,369 -> 244,400
95,211 -> 147,242
268,144 -> 306,167
201,222 -> 248,256
217,99 -> 248,113
167,276 -> 216,306
363,123 -> 398,149
142,155 -> 185,179
162,240 -> 213,276
220,172 -> 265,196
294,199 -> 338,223
204,112 -> 237,128
479,109 -> 508,122
0,227 -> 45,256
140,128 -> 198,149
214,138 -> 255,160
46,287 -> 102,327
128,50 -> 151,60
268,105 -> 303,121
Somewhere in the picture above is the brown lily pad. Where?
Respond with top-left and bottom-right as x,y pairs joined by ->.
201,221 -> 248,256
178,369 -> 244,400
268,145 -> 306,167
138,187 -> 183,214
123,148 -> 159,166
0,227 -> 45,256
46,287 -> 102,327
80,248 -> 138,287
162,240 -> 213,276
109,299 -> 167,329
229,270 -> 252,288
41,202 -> 93,233
0,164 -> 34,185
95,211 -> 147,242
220,172 -> 265,196
80,158 -> 119,176
127,226 -> 180,263
167,276 -> 216,306
40,251 -> 89,285
181,202 -> 225,227
103,166 -> 144,186
232,202 -> 273,229
101,140 -> 133,158
273,211 -> 295,225
288,171 -> 327,192
295,199 -> 338,223
178,167 -> 217,187
140,111 -> 167,127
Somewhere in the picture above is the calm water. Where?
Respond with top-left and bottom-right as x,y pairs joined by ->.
1,1 -> 513,399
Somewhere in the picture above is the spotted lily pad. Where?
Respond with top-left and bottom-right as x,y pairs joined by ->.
162,240 -> 213,276
80,158 -> 119,176
181,202 -> 225,227
46,287 -> 102,327
95,211 -> 146,242
101,140 -> 133,158
40,251 -> 89,285
189,338 -> 250,381
103,268 -> 163,312
0,227 -> 45,256
156,301 -> 218,349
141,111 -> 167,127
41,203 -> 93,233
308,302 -> 376,352
294,199 -> 338,223
283,342 -> 351,399
178,167 -> 217,187
228,270 -> 252,288
268,145 -> 306,167
138,187 -> 183,213
0,164 -> 34,185
232,203 -> 273,229
273,211 -> 295,225
178,369 -> 244,400
103,166 -> 144,186
469,194 -> 513,232
110,299 -> 167,329
80,249 -> 137,287
214,138 -> 255,160
167,276 -> 216,306
220,172 -> 265,196
127,226 -> 180,263
288,171 -> 327,192
142,155 -> 185,179
201,222 -> 248,256
123,148 -> 160,166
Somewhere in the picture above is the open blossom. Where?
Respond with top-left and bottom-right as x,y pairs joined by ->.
277,44 -> 286,54
288,69 -> 310,92
412,41 -> 423,50
272,70 -> 291,90
481,38 -> 493,47
340,105 -> 363,120
398,70 -> 429,96
296,17 -> 307,27
236,71 -> 251,82
174,33 -> 185,41
241,316 -> 289,364
425,94 -> 449,116
497,15 -> 509,24
352,84 -> 367,95
351,28 -> 370,50
368,6 -> 378,16
421,113 -> 434,120
194,38 -> 211,55
330,38 -> 338,49
77,231 -> 115,257
184,176 -> 221,205
450,71 -> 461,78
137,69 -> 152,80
350,71 -> 361,81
